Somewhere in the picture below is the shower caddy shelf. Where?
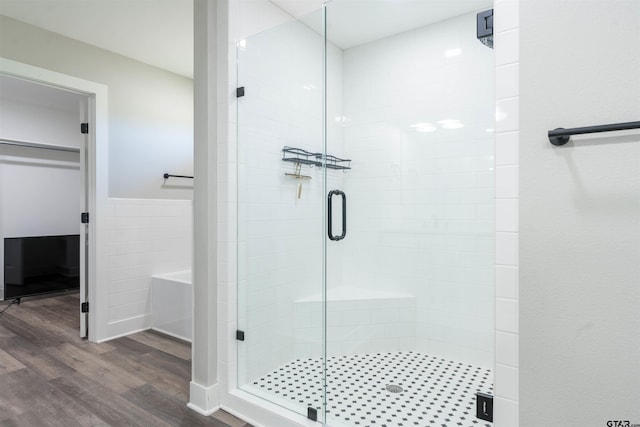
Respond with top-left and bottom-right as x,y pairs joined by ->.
282,146 -> 351,170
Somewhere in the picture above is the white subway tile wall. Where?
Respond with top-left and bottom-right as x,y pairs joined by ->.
494,0 -> 520,425
495,330 -> 519,367
105,198 -> 192,339
495,63 -> 519,100
495,28 -> 520,67
341,11 -> 495,369
495,131 -> 519,166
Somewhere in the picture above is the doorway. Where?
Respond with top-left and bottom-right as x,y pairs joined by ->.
0,57 -> 108,342
0,74 -> 89,336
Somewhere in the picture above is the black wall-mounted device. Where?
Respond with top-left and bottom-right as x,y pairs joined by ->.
477,9 -> 494,49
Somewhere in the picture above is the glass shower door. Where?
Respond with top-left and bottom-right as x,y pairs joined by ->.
322,2 -> 495,426
236,2 -> 327,422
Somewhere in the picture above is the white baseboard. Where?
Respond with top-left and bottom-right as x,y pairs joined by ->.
188,381 -> 221,416
99,314 -> 151,342
222,389 -> 319,427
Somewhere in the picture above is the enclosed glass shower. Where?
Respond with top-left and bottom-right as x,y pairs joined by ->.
236,1 -> 495,425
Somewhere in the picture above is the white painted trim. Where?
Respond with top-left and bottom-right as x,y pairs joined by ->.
98,316 -> 152,343
222,389 -> 321,427
219,405 -> 265,427
150,327 -> 192,343
188,381 -> 221,416
190,0 -> 221,414
187,402 -> 220,417
79,95 -> 89,338
0,57 -> 109,343
96,329 -> 149,344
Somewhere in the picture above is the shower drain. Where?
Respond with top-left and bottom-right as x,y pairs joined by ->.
385,384 -> 403,393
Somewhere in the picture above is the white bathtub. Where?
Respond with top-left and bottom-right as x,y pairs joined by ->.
151,270 -> 192,342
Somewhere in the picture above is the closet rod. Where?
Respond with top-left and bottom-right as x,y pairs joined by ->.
0,138 -> 80,153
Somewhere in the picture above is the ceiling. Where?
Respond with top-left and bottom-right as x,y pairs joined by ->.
272,0 -> 494,49
0,0 -> 194,78
0,0 -> 491,78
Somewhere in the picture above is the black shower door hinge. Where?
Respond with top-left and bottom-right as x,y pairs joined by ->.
236,86 -> 245,98
81,123 -> 89,134
236,330 -> 245,341
81,212 -> 89,224
81,302 -> 89,313
307,407 -> 318,421
476,392 -> 493,422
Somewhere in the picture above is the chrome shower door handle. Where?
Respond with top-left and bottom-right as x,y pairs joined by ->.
328,189 -> 346,241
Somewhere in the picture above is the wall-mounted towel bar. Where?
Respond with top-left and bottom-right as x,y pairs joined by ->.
163,173 -> 194,179
548,121 -> 640,146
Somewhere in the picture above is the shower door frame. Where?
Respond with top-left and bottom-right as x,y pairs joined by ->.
233,3 -> 329,423
215,0 -> 517,425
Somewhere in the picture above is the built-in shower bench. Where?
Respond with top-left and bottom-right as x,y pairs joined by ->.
293,286 -> 416,358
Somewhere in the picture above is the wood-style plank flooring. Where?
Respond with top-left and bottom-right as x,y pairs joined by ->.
0,293 -> 251,427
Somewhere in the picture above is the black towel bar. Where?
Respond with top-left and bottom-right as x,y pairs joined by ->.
163,173 -> 194,179
548,121 -> 640,146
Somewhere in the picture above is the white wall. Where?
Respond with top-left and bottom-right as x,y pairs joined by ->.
0,15 -> 193,200
341,11 -> 495,368
520,1 -> 640,425
0,151 -> 80,238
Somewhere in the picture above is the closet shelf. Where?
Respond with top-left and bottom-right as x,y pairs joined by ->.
282,146 -> 351,170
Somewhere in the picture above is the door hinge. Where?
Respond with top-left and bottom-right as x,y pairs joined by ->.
236,330 -> 245,341
236,86 -> 245,98
476,392 -> 494,422
81,302 -> 89,313
81,123 -> 89,134
307,407 -> 318,421
81,212 -> 89,224
476,9 -> 494,49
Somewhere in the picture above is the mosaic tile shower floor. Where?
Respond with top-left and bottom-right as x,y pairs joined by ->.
251,351 -> 493,427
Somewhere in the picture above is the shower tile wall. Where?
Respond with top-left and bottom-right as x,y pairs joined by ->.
493,0 -> 520,424
237,15 -> 344,384
340,11 -> 495,368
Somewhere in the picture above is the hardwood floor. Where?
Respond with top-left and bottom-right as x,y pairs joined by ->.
0,293 -> 251,427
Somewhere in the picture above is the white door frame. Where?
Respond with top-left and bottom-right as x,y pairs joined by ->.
0,57 -> 108,342
79,95 -> 89,337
